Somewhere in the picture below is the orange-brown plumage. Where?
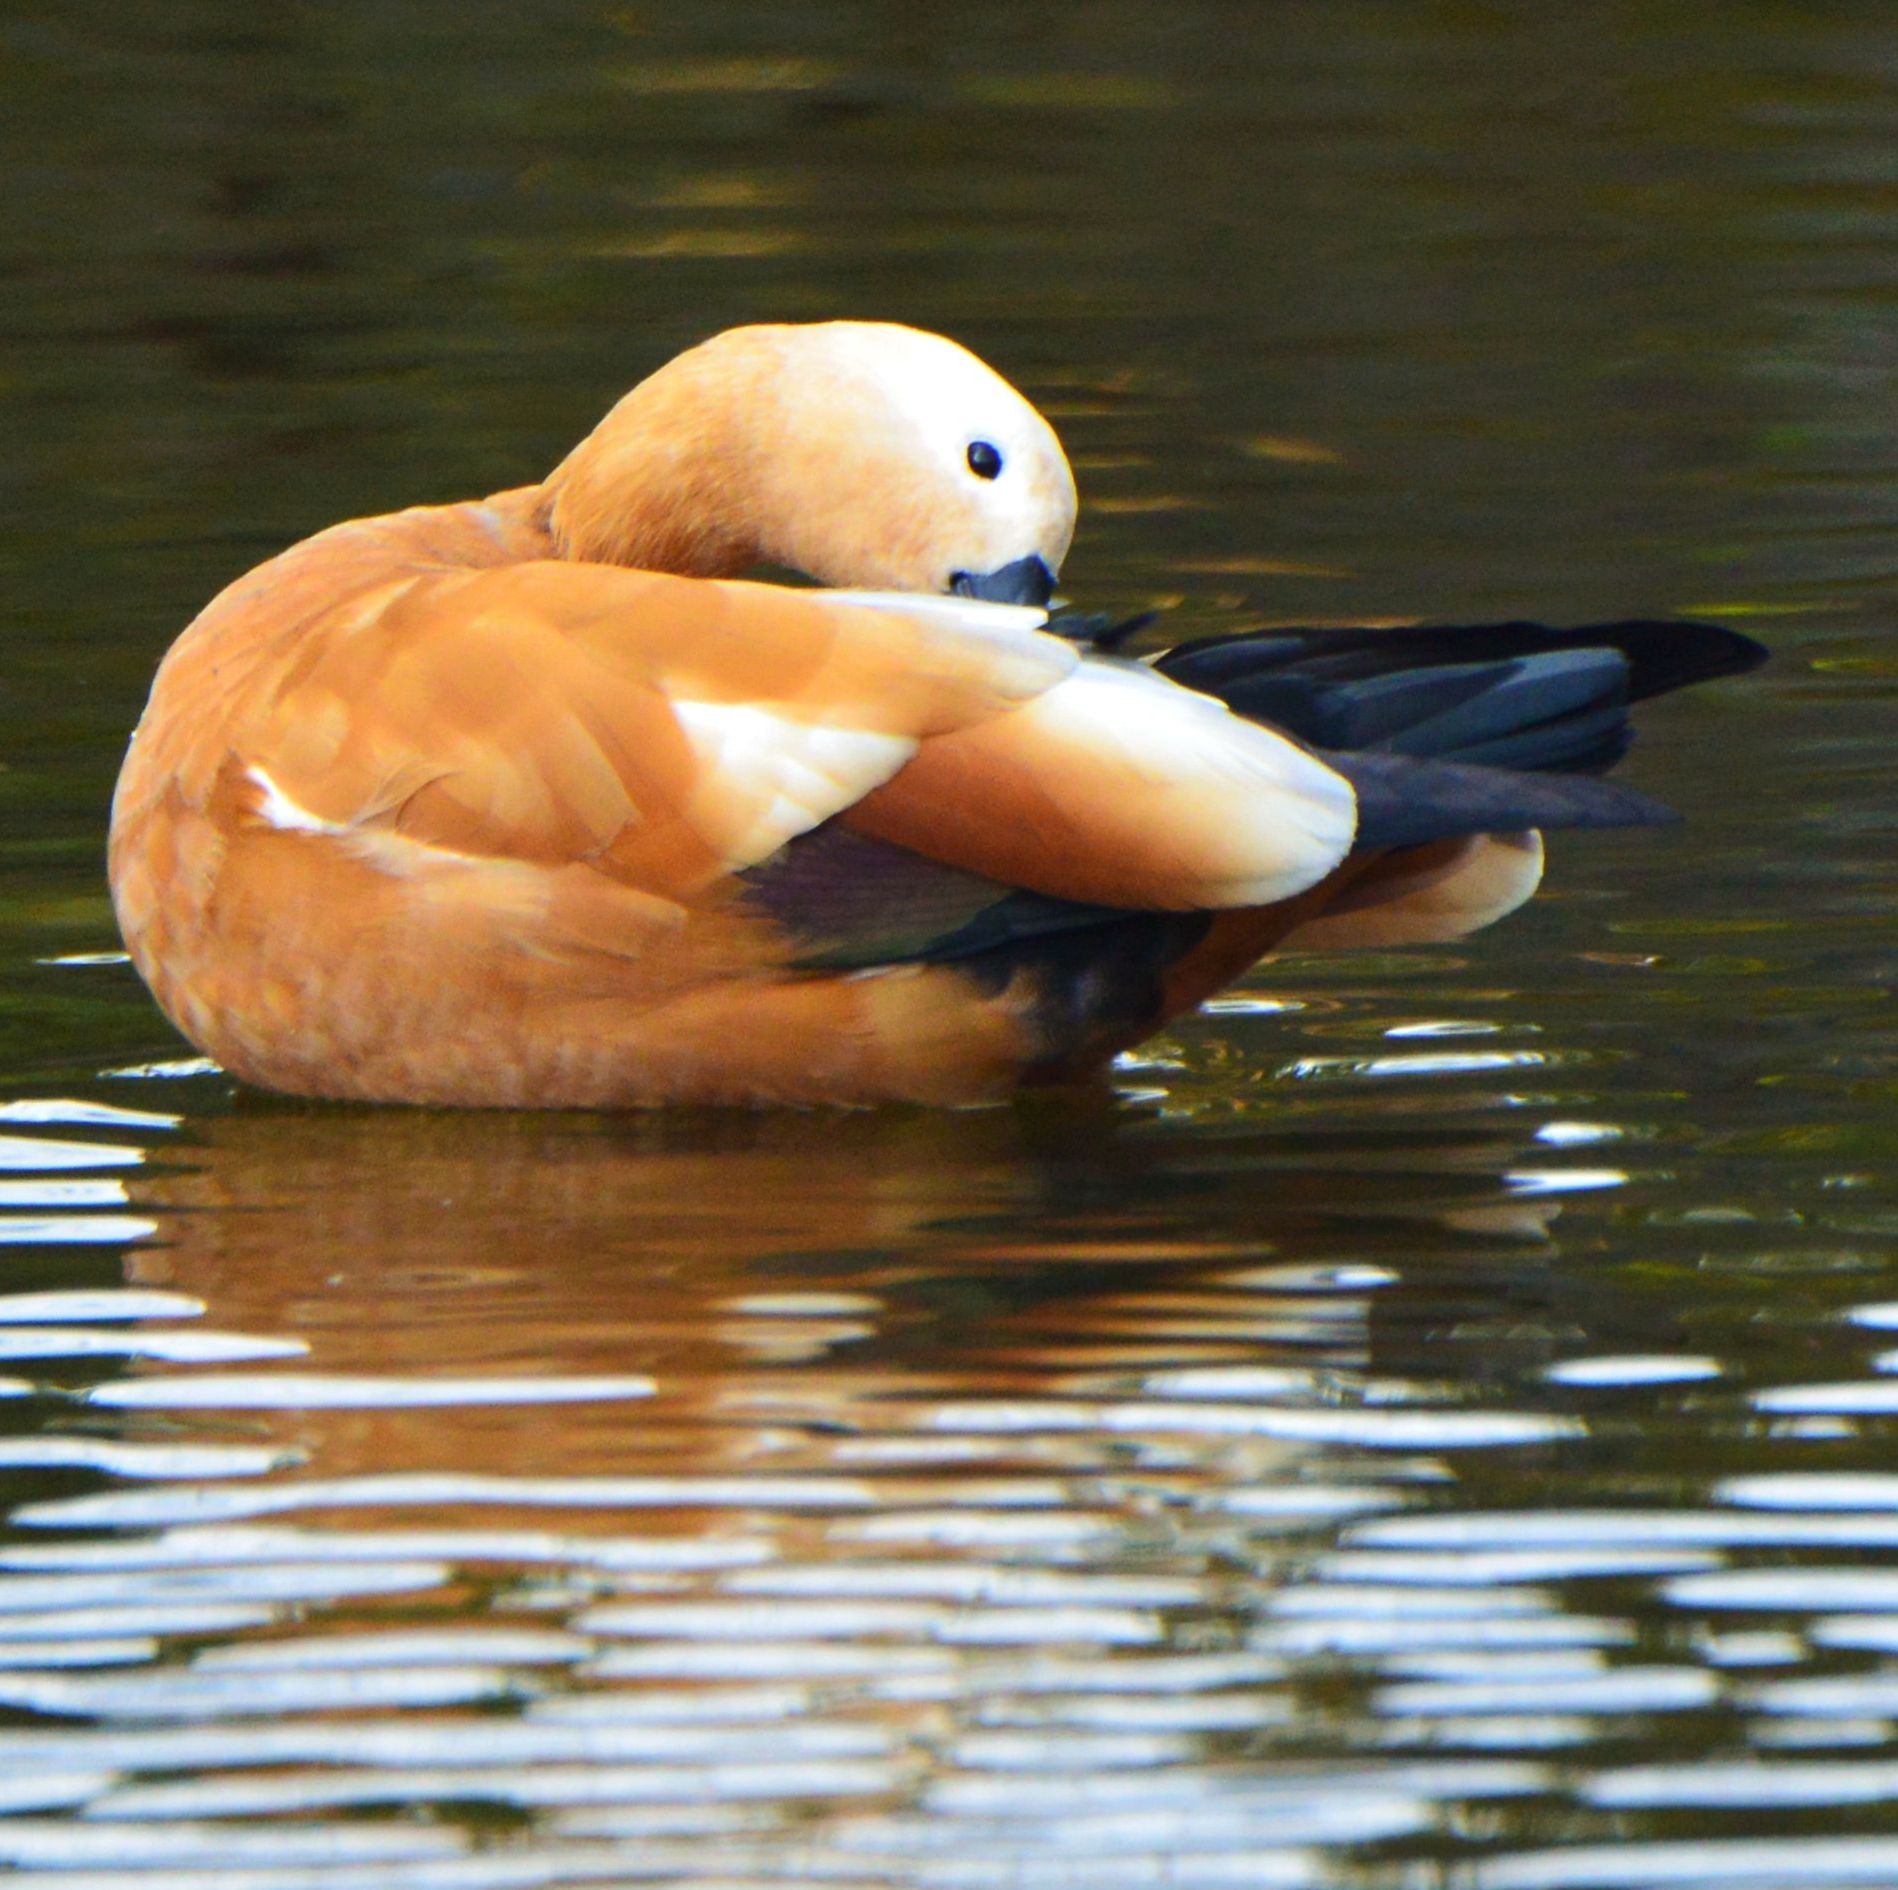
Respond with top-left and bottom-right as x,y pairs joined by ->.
110,321 -> 1755,1107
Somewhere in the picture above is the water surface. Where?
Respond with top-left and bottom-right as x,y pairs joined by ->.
4,6 -> 1898,1885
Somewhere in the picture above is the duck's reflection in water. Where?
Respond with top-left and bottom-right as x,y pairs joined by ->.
115,1094 -> 1565,1455
0,1092 -> 1586,1883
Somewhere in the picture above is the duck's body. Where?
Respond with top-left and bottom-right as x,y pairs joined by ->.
109,323 -> 1762,1107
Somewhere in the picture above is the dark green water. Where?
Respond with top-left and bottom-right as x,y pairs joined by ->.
4,5 -> 1898,1884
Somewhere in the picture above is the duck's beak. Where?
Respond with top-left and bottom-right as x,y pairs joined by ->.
950,555 -> 1057,609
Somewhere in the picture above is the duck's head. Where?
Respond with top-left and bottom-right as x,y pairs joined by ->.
542,321 -> 1077,605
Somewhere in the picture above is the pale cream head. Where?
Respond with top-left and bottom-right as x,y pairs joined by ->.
543,321 -> 1078,597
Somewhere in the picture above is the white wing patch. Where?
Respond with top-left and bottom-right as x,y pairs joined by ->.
247,762 -> 491,885
1021,662 -> 1360,907
814,590 -> 1076,705
246,766 -> 348,837
818,591 -> 1051,638
670,699 -> 917,869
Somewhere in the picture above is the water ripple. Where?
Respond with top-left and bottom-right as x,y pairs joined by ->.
0,1439 -> 295,1479
0,1136 -> 144,1172
0,1662 -> 535,1720
0,1215 -> 158,1244
1474,1834 -> 1898,1888
0,1101 -> 180,1132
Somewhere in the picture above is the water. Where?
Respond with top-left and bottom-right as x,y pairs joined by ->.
4,4 -> 1898,1884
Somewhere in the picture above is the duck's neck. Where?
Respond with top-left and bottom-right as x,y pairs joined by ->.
537,338 -> 778,577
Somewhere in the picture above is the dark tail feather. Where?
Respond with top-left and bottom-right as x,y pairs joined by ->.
1322,748 -> 1677,852
1154,618 -> 1767,709
1150,616 -> 1765,851
1192,647 -> 1638,773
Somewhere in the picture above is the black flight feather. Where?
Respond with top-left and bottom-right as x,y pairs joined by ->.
1156,616 -> 1764,841
1320,748 -> 1676,852
1154,617 -> 1765,705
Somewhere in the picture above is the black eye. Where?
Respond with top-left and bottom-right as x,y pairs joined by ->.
966,440 -> 1003,480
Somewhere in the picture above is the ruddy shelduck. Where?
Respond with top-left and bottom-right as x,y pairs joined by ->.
109,322 -> 1763,1107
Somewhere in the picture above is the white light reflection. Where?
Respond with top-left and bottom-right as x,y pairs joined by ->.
1478,1835 -> 1898,1888
0,1819 -> 465,1869
1757,1381 -> 1898,1413
0,1329 -> 306,1364
0,1439 -> 295,1479
84,1373 -> 657,1411
0,1290 -> 203,1321
0,1525 -> 767,1576
1374,1667 -> 1718,1717
0,1135 -> 143,1172
1282,1049 -> 1555,1079
0,1100 -> 179,1132
0,1182 -> 131,1210
0,1663 -> 530,1721
0,1216 -> 156,1245
1542,1356 -> 1722,1387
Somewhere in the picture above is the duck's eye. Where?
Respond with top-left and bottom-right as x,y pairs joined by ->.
966,440 -> 1003,481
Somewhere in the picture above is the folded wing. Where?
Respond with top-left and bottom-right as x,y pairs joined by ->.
241,565 -> 1360,961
